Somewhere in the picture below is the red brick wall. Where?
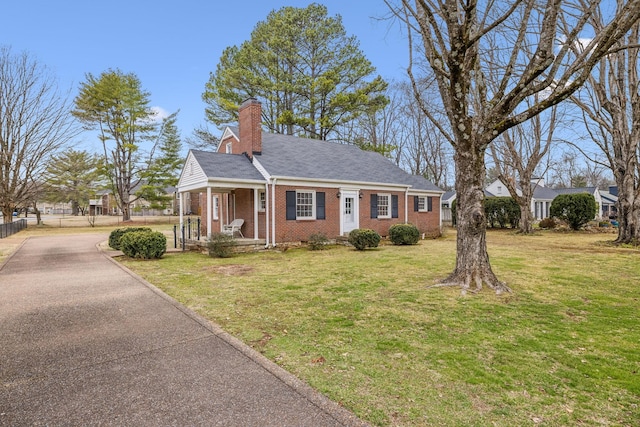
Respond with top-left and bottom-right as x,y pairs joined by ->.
273,185 -> 341,242
407,196 -> 441,237
198,186 -> 441,242
358,191 -> 441,237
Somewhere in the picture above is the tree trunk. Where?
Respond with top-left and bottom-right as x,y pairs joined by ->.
1,206 -> 14,223
517,184 -> 534,234
440,147 -> 511,294
614,172 -> 640,244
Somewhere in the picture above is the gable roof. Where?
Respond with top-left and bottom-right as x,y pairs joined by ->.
190,150 -> 265,181
224,127 -> 442,192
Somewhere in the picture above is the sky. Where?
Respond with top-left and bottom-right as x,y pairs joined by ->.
1,1 -> 409,151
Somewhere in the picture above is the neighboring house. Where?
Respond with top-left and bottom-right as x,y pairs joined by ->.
457,178 -> 614,221
440,191 -> 456,224
177,98 -> 444,246
88,185 -> 178,216
600,187 -> 618,219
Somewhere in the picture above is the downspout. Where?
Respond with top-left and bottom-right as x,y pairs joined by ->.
206,187 -> 212,239
271,178 -> 277,247
405,187 -> 410,224
264,182 -> 270,248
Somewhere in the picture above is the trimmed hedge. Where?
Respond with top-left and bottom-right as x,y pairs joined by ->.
348,228 -> 381,251
119,230 -> 166,259
550,193 -> 596,230
108,227 -> 152,250
389,223 -> 420,245
485,197 -> 520,229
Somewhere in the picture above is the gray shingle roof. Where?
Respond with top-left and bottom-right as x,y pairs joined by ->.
531,184 -> 558,200
554,187 -> 597,195
191,150 -> 265,181
254,131 -> 441,191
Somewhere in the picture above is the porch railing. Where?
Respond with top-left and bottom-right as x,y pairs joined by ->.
174,217 -> 201,249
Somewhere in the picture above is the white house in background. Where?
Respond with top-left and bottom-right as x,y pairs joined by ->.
485,178 -> 607,220
443,178 -> 612,222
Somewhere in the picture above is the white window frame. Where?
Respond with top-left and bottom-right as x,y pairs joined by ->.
417,196 -> 432,212
418,196 -> 426,211
296,190 -> 316,220
258,190 -> 266,212
377,193 -> 391,219
225,142 -> 232,153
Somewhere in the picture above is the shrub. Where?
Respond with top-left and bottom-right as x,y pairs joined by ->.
119,231 -> 166,259
108,227 -> 152,250
207,232 -> 237,258
550,193 -> 597,230
538,217 -> 557,229
348,228 -> 381,251
308,232 -> 329,250
389,223 -> 420,245
485,197 -> 520,229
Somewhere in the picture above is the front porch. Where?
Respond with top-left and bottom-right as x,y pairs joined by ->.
181,237 -> 267,253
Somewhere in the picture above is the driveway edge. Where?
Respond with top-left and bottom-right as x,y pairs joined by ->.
99,244 -> 370,427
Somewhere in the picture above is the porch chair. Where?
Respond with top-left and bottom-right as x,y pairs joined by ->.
222,218 -> 244,238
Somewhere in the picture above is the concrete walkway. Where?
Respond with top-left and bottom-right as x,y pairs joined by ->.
0,234 -> 366,426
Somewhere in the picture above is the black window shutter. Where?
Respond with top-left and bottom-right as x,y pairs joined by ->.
316,192 -> 325,220
392,195 -> 399,218
427,196 -> 433,212
286,191 -> 296,220
414,196 -> 419,212
370,194 -> 378,218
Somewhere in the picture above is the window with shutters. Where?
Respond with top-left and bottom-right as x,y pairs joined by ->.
296,190 -> 315,219
377,194 -> 391,218
416,196 -> 433,212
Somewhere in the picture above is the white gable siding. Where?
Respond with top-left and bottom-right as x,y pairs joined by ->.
177,152 -> 207,191
486,179 -> 521,197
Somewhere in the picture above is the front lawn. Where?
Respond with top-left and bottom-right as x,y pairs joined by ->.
121,231 -> 640,426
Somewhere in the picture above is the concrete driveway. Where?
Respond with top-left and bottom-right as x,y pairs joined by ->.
0,233 -> 366,426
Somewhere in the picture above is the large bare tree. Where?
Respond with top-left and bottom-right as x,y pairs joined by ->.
571,12 -> 640,244
0,46 -> 77,222
387,0 -> 640,293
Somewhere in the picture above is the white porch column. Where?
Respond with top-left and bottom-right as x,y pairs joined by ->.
253,189 -> 259,240
206,187 -> 212,239
179,192 -> 184,233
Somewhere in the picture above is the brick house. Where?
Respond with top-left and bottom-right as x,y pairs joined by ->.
177,98 -> 443,246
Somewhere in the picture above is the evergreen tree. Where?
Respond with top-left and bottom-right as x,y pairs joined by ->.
137,112 -> 183,211
73,69 -> 157,221
203,4 -> 388,141
43,149 -> 101,215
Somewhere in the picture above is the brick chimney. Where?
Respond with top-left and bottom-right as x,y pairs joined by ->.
238,98 -> 262,158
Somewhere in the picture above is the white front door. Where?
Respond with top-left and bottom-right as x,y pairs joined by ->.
342,191 -> 359,234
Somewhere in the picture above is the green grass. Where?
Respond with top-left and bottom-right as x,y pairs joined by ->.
120,230 -> 640,426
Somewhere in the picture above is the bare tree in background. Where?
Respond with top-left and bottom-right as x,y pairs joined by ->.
398,80 -> 454,189
0,46 -> 77,223
387,0 -> 640,293
489,102 -> 558,234
571,11 -> 640,244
